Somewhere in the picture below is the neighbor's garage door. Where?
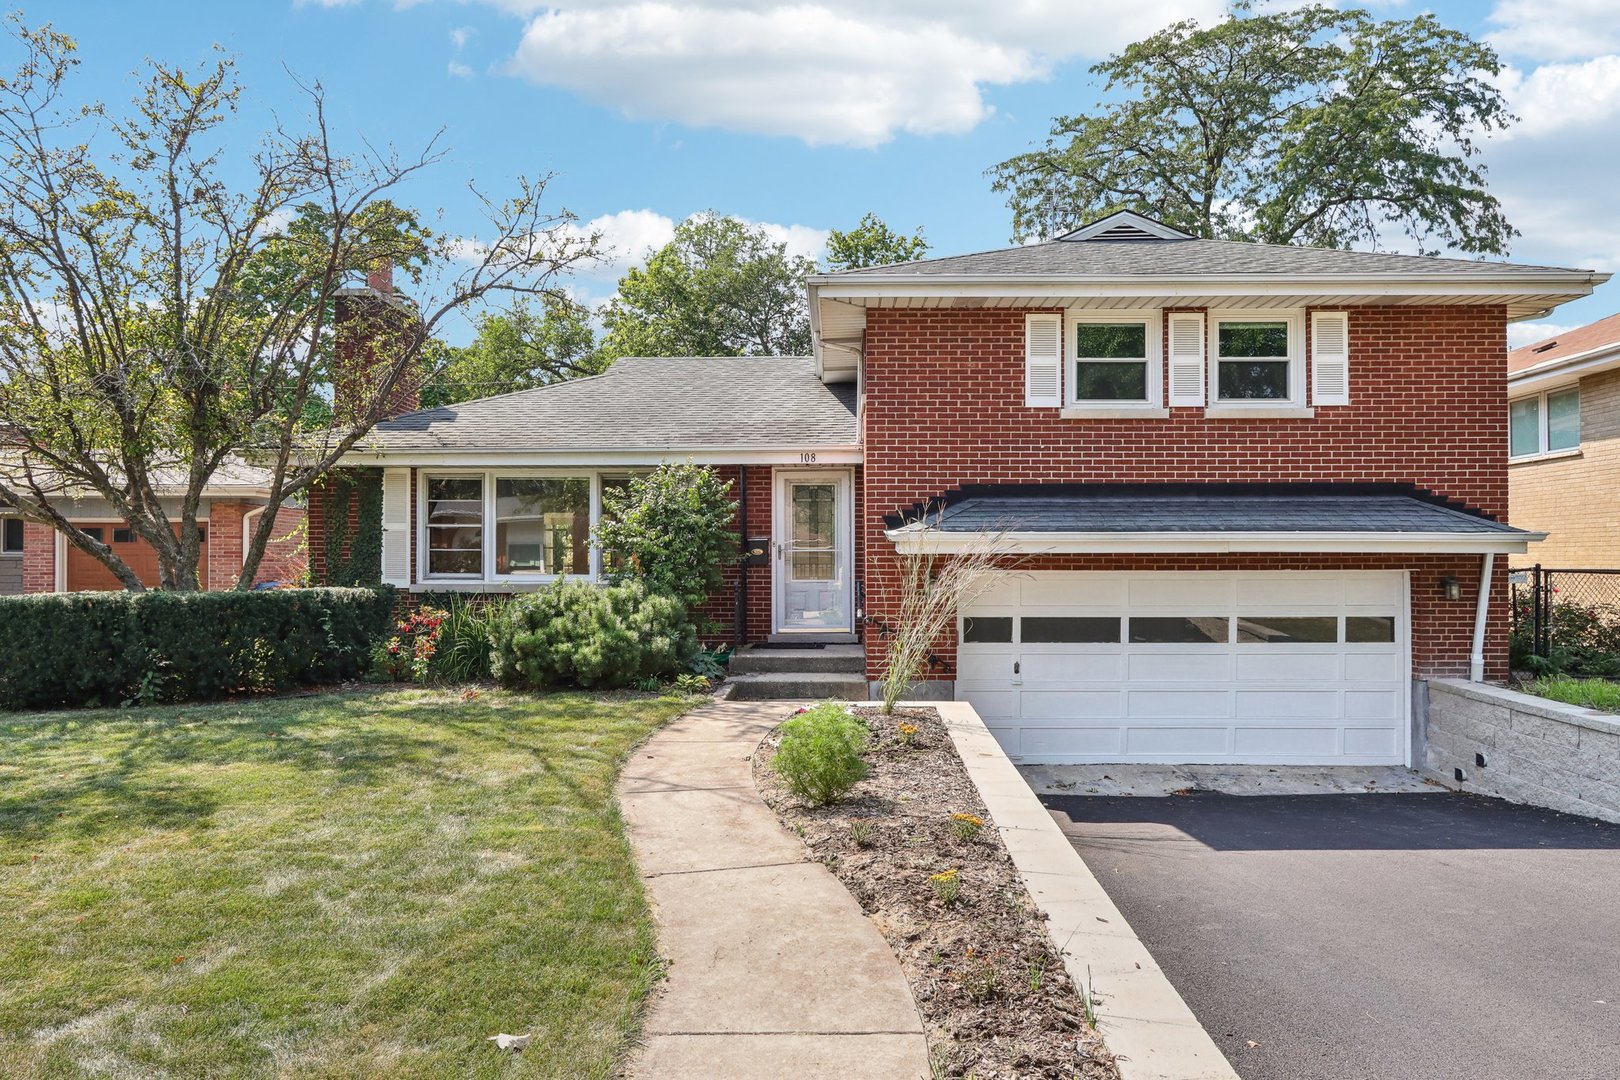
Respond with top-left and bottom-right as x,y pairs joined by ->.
65,524 -> 209,591
957,571 -> 1408,766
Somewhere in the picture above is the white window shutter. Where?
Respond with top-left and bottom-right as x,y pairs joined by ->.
380,467 -> 411,587
1312,311 -> 1350,406
1024,313 -> 1062,408
1167,312 -> 1205,407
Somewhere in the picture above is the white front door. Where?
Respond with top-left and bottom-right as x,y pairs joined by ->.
774,470 -> 854,634
958,571 -> 1411,766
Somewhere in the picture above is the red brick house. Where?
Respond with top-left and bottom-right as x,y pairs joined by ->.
310,211 -> 1607,768
1,467 -> 306,595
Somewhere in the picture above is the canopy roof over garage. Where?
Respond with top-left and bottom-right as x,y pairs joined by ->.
885,484 -> 1542,555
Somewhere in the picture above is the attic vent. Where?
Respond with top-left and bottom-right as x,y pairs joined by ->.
1089,222 -> 1162,241
1532,340 -> 1559,353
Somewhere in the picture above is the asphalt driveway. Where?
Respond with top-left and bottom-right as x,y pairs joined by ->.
1043,790 -> 1620,1080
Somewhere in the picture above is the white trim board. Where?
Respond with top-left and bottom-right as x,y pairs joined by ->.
885,528 -> 1541,555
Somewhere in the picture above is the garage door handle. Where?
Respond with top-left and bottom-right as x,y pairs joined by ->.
1012,660 -> 1020,675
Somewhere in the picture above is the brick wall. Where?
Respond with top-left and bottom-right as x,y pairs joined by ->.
208,501 -> 308,588
21,522 -> 53,592
1509,367 -> 1620,566
860,304 -> 1512,682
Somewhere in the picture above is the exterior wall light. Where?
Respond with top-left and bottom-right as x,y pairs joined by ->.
1440,575 -> 1462,601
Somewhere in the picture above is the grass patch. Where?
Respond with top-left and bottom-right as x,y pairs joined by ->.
1523,674 -> 1620,713
0,687 -> 692,1078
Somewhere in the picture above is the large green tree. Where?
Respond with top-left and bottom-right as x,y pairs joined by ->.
598,214 -> 814,359
0,19 -> 595,590
824,213 -> 929,270
423,295 -> 602,406
990,3 -> 1516,254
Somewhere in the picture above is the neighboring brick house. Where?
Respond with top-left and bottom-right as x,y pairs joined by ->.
1506,313 -> 1620,566
309,211 -> 1607,769
0,468 -> 307,595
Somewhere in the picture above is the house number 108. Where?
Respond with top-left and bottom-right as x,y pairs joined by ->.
799,452 -> 818,464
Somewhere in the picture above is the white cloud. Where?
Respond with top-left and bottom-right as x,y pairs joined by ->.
450,25 -> 475,49
447,59 -> 474,78
496,1 -> 1223,147
1489,0 -> 1620,62
1496,55 -> 1620,138
1507,321 -> 1578,348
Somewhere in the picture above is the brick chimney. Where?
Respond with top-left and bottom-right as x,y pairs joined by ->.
333,259 -> 421,425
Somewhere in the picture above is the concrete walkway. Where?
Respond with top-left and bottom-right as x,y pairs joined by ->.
619,700 -> 930,1079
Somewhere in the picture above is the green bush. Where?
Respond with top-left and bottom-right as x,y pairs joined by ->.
0,587 -> 394,710
411,593 -> 510,683
1511,598 -> 1620,679
773,702 -> 870,806
489,579 -> 699,690
591,462 -> 740,619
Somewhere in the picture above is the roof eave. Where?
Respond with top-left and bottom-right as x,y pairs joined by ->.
809,271 -> 1608,298
1508,342 -> 1620,393
884,528 -> 1542,556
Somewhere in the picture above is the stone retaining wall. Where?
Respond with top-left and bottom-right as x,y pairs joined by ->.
1425,678 -> 1620,824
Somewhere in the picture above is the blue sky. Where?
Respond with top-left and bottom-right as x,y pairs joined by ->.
41,0 -> 1620,345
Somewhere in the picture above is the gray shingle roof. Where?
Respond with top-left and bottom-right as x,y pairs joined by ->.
927,492 -> 1525,535
830,237 -> 1588,279
362,356 -> 857,452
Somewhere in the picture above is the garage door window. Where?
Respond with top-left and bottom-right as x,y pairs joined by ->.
1346,616 -> 1396,642
1130,616 -> 1228,643
1237,616 -> 1338,643
962,616 -> 1013,643
1022,616 -> 1120,643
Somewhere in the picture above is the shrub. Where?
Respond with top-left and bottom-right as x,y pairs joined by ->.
489,579 -> 699,690
414,593 -> 510,683
0,587 -> 394,710
591,463 -> 740,620
1512,598 -> 1620,679
773,701 -> 869,806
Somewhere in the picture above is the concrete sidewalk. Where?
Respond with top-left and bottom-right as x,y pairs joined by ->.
619,700 -> 929,1079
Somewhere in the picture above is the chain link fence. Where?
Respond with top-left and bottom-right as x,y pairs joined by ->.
1510,566 -> 1620,677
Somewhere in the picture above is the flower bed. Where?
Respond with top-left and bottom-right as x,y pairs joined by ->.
755,704 -> 1118,1080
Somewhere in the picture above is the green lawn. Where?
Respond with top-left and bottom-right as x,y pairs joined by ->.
1524,674 -> 1620,713
0,688 -> 692,1079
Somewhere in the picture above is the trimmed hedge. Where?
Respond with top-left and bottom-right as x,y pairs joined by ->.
0,587 -> 395,710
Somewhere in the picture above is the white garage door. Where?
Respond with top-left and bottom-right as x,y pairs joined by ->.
957,571 -> 1410,766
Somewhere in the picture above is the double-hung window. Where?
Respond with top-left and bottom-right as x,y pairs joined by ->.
1,517 -> 22,555
425,477 -> 486,577
1068,313 -> 1160,408
1509,387 -> 1580,459
1211,313 -> 1303,405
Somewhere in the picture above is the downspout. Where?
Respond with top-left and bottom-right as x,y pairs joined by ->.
1469,552 -> 1495,682
735,467 -> 748,649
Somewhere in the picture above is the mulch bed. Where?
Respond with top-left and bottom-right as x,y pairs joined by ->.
754,705 -> 1119,1080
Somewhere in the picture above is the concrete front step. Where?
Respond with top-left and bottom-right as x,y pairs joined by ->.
730,643 -> 867,675
726,671 -> 870,701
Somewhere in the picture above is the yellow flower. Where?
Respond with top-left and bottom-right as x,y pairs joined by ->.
929,868 -> 959,883
950,813 -> 984,827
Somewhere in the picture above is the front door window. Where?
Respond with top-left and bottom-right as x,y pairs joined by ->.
779,475 -> 849,631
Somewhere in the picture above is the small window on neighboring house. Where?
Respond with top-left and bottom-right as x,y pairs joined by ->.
113,527 -> 135,544
1071,318 -> 1157,404
1510,387 -> 1579,458
1,518 -> 22,554
82,526 -> 104,543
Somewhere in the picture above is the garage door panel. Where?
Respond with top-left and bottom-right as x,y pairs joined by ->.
1233,727 -> 1339,756
1127,689 -> 1230,719
1020,690 -> 1123,720
1022,576 -> 1124,608
1344,690 -> 1400,720
1020,726 -> 1121,757
1232,690 -> 1341,719
957,571 -> 1408,766
957,651 -> 1016,682
960,689 -> 1018,724
1344,652 -> 1400,682
1126,575 -> 1231,608
1126,726 -> 1229,756
1344,727 -> 1400,757
1235,576 -> 1343,607
1125,651 -> 1230,681
1234,651 -> 1341,682
1021,652 -> 1124,681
